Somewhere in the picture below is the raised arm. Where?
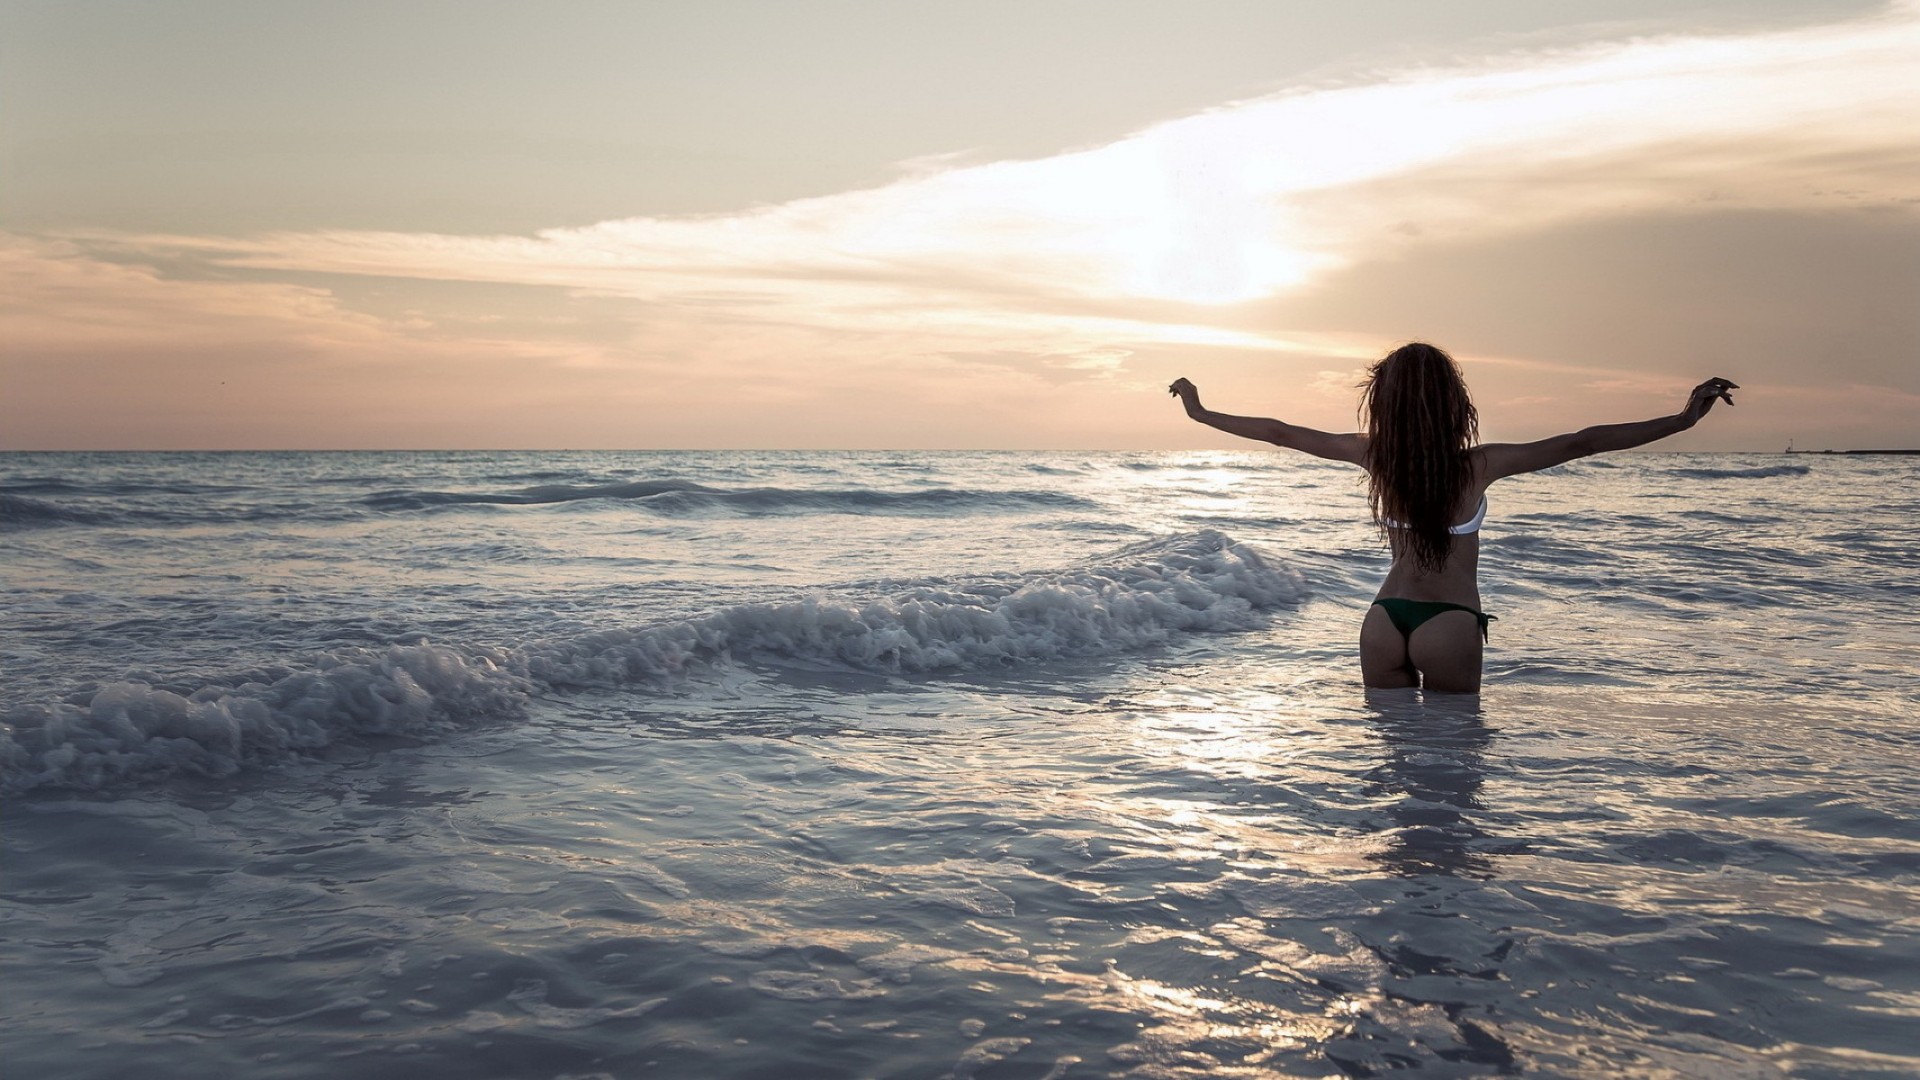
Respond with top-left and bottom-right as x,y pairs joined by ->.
1479,377 -> 1736,481
1169,378 -> 1367,465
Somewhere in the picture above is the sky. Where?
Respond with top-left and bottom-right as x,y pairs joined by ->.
2,0 -> 1916,450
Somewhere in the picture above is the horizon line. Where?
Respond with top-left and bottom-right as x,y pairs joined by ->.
1,446 -> 1893,455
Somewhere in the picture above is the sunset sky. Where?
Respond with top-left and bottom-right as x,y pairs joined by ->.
3,0 -> 1915,450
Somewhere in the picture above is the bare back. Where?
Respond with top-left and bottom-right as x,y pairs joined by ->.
1171,370 -> 1738,695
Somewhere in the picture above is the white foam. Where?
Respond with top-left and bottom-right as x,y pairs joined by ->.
3,531 -> 1303,794
856,943 -> 964,983
3,644 -> 533,794
747,970 -> 887,1001
527,529 -> 1301,685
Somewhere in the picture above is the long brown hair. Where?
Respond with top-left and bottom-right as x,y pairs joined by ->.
1360,342 -> 1479,573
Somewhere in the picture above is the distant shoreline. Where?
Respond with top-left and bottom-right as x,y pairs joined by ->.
1,447 -> 1916,455
1784,449 -> 1920,456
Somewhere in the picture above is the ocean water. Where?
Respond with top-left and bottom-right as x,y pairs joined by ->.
2,449 -> 1916,1079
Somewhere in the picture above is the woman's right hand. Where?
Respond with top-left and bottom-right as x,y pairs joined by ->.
1168,377 -> 1201,415
1681,377 -> 1738,426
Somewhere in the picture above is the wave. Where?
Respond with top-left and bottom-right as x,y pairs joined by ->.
363,481 -> 1097,516
1,480 -> 94,495
4,481 -> 1096,531
1,494 -> 334,531
1,493 -> 119,528
0,480 -> 248,496
1667,464 -> 1811,480
362,480 -> 709,508
0,531 -> 1302,795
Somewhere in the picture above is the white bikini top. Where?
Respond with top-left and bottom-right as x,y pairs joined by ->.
1383,494 -> 1487,535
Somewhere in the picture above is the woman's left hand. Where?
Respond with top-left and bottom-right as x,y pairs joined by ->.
1681,377 -> 1738,426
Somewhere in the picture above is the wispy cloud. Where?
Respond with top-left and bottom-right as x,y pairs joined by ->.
95,3 -> 1917,317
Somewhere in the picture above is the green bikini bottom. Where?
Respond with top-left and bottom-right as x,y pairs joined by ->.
1372,598 -> 1495,643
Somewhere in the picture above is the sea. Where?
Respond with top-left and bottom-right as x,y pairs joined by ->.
2,449 -> 1916,1079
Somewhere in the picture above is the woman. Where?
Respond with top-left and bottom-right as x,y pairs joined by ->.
1169,343 -> 1735,693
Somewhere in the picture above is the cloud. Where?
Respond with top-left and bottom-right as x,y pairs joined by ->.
0,234 -> 1241,448
90,3 -> 1918,314
0,236 -> 650,448
0,236 -> 380,354
1310,368 -> 1368,399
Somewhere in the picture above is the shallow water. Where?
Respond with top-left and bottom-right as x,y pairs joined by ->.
3,450 -> 1917,1077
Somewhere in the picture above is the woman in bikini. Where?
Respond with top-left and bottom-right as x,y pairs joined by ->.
1168,342 -> 1736,693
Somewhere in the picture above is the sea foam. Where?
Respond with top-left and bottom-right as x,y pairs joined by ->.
1,531 -> 1300,794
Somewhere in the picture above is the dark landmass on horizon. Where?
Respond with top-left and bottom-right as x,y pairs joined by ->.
1,447 -> 1916,454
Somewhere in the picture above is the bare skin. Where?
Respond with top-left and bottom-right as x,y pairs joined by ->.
1168,375 -> 1737,693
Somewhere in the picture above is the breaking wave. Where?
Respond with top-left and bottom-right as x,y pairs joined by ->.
1,531 -> 1301,795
